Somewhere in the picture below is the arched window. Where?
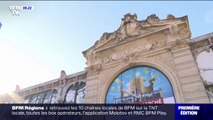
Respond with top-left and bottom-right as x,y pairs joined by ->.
50,89 -> 59,104
197,50 -> 213,102
197,50 -> 213,85
24,95 -> 31,103
43,90 -> 53,103
65,82 -> 86,103
106,66 -> 175,104
24,90 -> 58,104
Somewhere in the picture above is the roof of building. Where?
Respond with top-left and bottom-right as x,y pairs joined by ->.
191,32 -> 213,44
83,13 -> 189,56
17,70 -> 86,94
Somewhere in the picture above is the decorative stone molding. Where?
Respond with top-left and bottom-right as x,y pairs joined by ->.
59,70 -> 67,87
169,24 -> 180,41
192,45 -> 211,59
146,14 -> 160,24
121,13 -> 138,26
190,34 -> 213,59
83,14 -> 190,68
169,40 -> 189,51
152,40 -> 166,49
179,24 -> 191,39
87,64 -> 102,74
166,14 -> 175,20
100,32 -> 111,42
102,43 -> 153,63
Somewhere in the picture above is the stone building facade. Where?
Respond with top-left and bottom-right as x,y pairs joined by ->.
5,14 -> 213,104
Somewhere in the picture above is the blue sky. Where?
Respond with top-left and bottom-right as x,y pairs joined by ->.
0,1 -> 213,94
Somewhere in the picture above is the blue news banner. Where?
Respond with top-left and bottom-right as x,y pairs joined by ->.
0,104 -> 212,120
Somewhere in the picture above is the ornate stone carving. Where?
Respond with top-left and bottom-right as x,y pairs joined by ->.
100,32 -> 111,42
56,70 -> 68,103
166,14 -> 175,20
84,13 -> 191,69
94,13 -> 184,52
59,70 -> 67,87
128,55 -> 136,64
85,50 -> 98,66
169,24 -> 180,41
88,64 -> 102,73
152,40 -> 166,49
119,13 -> 143,40
179,24 -> 191,39
192,45 -> 211,58
146,14 -> 160,24
98,13 -> 145,45
102,43 -> 153,63
164,24 -> 181,43
93,64 -> 102,72
170,40 -> 189,51
121,13 -> 138,26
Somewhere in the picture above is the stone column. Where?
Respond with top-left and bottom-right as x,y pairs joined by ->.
170,41 -> 210,103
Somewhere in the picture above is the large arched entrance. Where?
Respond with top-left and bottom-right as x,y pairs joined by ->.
105,66 -> 175,104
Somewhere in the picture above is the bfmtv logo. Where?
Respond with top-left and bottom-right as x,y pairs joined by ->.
9,5 -> 33,16
9,6 -> 21,16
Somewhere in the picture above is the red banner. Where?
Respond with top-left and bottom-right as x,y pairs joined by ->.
134,97 -> 164,104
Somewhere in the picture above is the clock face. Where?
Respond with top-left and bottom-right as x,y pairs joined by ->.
106,66 -> 175,104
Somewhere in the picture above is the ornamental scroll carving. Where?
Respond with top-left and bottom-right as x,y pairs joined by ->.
163,24 -> 180,43
169,24 -> 180,40
87,64 -> 102,74
97,13 -> 146,46
169,40 -> 189,51
102,43 -> 153,63
119,13 -> 143,41
96,14 -> 180,50
146,14 -> 160,24
166,14 -> 175,20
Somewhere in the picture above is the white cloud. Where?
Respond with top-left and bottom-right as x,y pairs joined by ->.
0,41 -> 56,95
